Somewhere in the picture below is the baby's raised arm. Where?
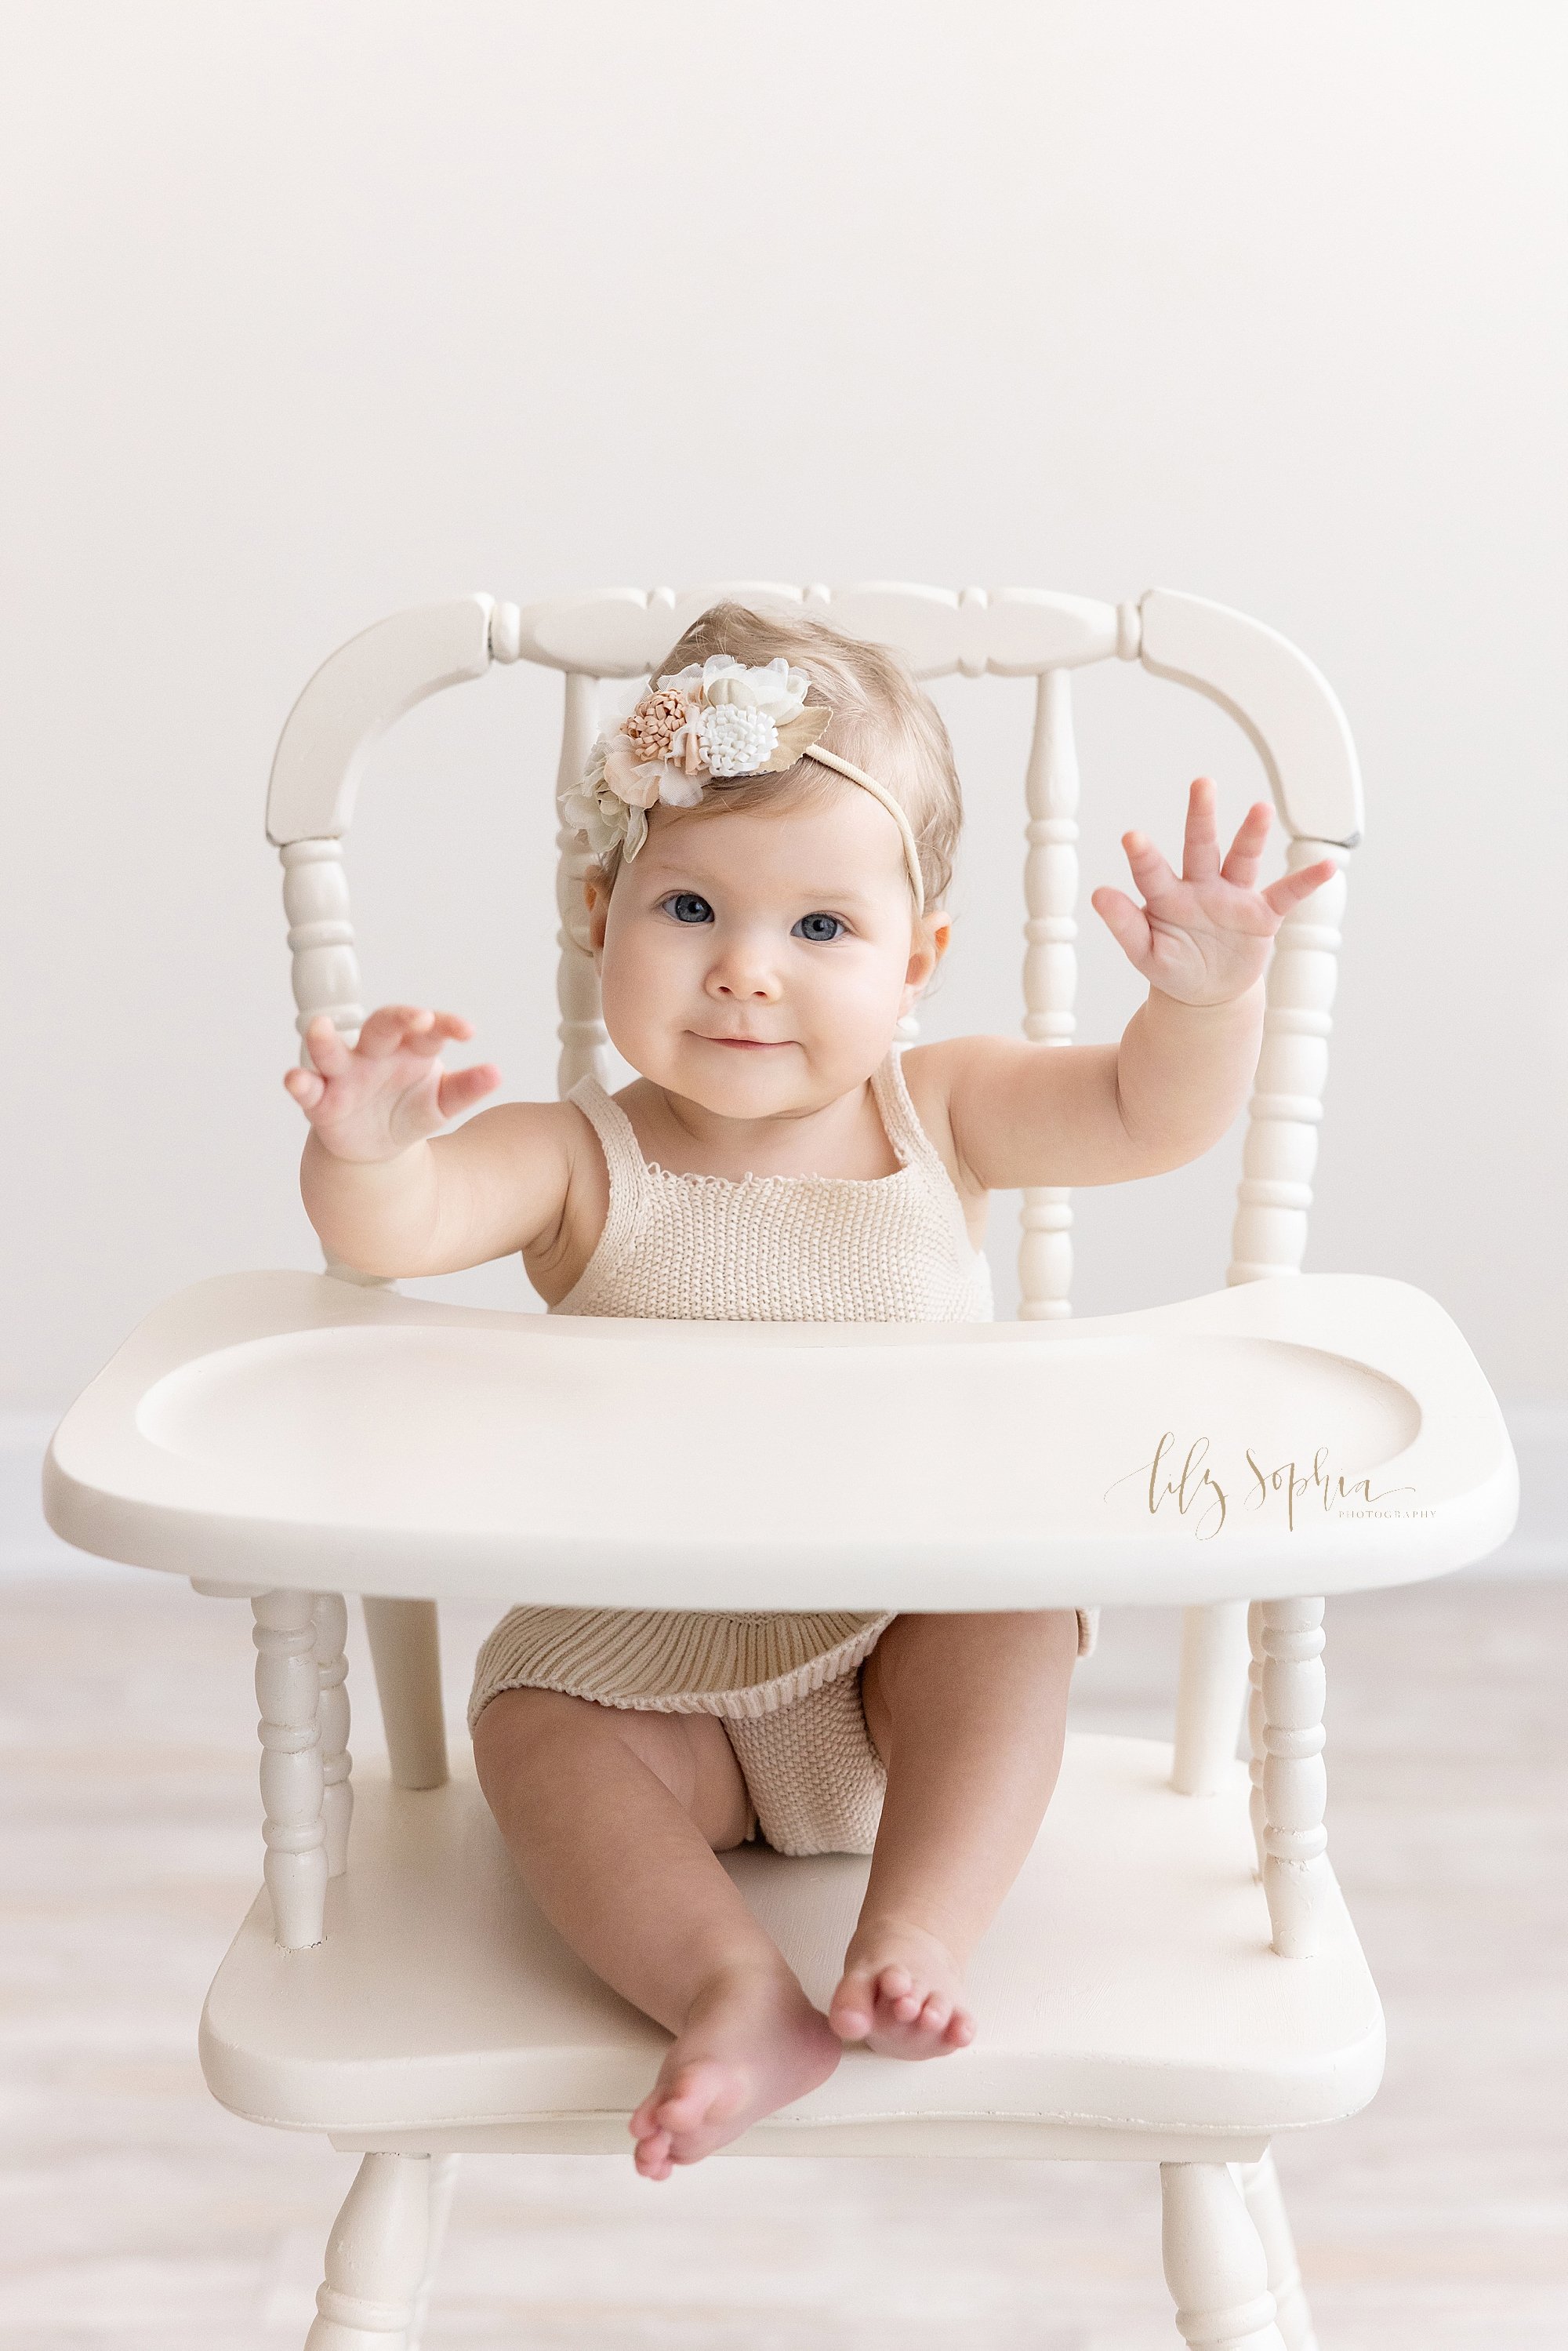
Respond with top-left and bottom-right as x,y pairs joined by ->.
285,1007 -> 575,1278
931,779 -> 1337,1191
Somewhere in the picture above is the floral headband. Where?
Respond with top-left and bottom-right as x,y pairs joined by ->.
562,655 -> 926,916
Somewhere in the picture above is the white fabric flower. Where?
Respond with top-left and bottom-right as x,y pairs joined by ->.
696,703 -> 780,777
561,781 -> 624,860
662,654 -> 810,725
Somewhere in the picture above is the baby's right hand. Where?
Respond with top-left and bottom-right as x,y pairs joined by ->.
283,1006 -> 501,1164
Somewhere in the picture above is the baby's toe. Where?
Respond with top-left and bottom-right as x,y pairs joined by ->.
829,1973 -> 877,2039
633,2127 -> 674,2180
656,2061 -> 728,2135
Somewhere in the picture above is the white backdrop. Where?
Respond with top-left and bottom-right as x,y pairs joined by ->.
4,2 -> 1565,1428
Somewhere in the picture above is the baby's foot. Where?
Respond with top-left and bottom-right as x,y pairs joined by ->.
629,1960 -> 840,2181
829,1916 -> 975,2058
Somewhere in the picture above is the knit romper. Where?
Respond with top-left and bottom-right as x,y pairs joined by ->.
467,1045 -> 1093,1856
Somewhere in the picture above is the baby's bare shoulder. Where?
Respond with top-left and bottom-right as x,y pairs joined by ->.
900,1033 -> 1025,1125
422,1095 -> 600,1263
898,1039 -> 990,1206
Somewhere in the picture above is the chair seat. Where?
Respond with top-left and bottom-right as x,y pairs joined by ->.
199,1733 -> 1384,2158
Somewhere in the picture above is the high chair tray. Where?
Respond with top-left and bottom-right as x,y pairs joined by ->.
43,1270 -> 1515,1606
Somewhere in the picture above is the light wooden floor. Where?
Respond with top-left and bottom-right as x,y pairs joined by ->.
2,1572 -> 1564,2349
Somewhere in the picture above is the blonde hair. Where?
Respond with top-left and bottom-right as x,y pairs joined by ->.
590,601 -> 963,907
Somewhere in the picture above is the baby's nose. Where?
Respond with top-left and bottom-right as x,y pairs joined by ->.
713,969 -> 780,999
710,949 -> 781,1000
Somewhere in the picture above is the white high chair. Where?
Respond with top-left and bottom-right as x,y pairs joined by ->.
45,582 -> 1517,2351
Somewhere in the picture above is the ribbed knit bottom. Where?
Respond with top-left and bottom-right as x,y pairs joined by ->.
469,1603 -> 1098,1859
725,1669 -> 888,1855
468,1604 -> 893,1855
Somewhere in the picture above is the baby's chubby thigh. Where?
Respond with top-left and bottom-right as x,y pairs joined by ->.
473,1685 -> 755,1853
859,1606 -> 1080,1765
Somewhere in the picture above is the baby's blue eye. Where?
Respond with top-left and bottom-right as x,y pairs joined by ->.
793,912 -> 845,943
664,893 -> 714,925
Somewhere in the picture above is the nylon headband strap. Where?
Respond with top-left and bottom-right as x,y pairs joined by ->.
800,744 -> 926,918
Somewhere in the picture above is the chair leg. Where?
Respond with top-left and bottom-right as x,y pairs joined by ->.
1171,1600 -> 1251,1794
407,2155 -> 460,2351
1236,2154 -> 1317,2351
314,1593 -> 354,1877
253,1590 -> 328,1949
1160,2161 -> 1287,2351
362,1596 -> 449,1790
304,2152 -> 430,2350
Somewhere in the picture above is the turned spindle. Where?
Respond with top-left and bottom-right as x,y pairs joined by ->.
252,1589 -> 328,1949
306,2152 -> 431,2350
1018,667 -> 1079,1320
555,670 -> 611,1096
314,1593 -> 352,1878
280,838 -> 365,1050
1259,1597 -> 1329,1959
1161,2162 -> 1286,2351
1236,2153 -> 1319,2350
1228,845 -> 1348,1285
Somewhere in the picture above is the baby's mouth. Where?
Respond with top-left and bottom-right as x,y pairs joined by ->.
696,1034 -> 792,1049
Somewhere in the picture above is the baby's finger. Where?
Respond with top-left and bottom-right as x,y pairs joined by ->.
435,1063 -> 502,1120
357,1005 -> 436,1058
1121,827 -> 1181,902
1091,885 -> 1152,964
1180,777 -> 1221,885
282,1066 -> 326,1111
401,1010 -> 477,1062
1259,857 -> 1338,918
1219,801 -> 1274,892
302,1014 -> 352,1077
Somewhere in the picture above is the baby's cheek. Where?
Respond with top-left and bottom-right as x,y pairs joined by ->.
802,967 -> 906,1066
600,947 -> 692,1070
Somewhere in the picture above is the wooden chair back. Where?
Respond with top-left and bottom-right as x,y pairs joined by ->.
268,580 -> 1363,1318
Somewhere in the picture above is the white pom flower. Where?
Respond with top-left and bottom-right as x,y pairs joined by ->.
696,703 -> 779,777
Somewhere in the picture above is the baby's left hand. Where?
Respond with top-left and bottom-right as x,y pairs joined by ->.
1091,777 -> 1337,1006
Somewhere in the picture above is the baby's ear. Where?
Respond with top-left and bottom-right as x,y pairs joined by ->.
579,867 -> 611,956
904,907 -> 949,1003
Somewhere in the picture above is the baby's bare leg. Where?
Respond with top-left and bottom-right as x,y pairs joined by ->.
474,1688 -> 839,2176
831,1609 -> 1078,2057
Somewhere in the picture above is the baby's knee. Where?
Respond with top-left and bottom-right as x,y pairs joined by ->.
478,1681 -> 688,1753
473,1686 -> 748,1848
474,1683 -> 591,1776
977,1608 -> 1081,1692
880,1606 -> 1078,1671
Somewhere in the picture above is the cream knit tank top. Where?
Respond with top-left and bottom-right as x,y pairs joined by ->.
464,1055 -> 1096,1750
555,1046 -> 994,1324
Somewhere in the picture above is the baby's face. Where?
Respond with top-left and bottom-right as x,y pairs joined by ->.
586,784 -> 946,1120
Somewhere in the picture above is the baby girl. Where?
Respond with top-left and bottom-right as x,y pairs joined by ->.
285,602 -> 1334,2181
